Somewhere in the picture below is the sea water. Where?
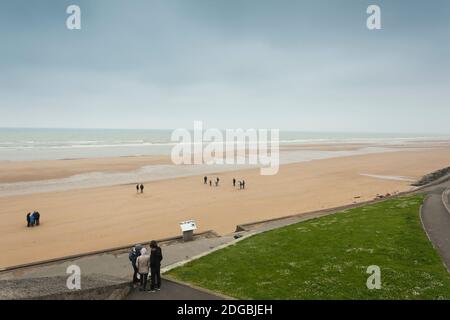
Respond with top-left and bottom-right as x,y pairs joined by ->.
0,128 -> 448,161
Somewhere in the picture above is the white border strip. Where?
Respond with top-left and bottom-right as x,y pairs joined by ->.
442,188 -> 450,214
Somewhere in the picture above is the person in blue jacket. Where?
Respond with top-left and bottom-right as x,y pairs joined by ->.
29,212 -> 35,227
129,245 -> 142,285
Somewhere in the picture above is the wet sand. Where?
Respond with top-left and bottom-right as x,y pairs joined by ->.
1,141 -> 446,184
0,147 -> 449,269
0,156 -> 169,184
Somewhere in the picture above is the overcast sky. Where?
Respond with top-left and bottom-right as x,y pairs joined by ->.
0,0 -> 449,133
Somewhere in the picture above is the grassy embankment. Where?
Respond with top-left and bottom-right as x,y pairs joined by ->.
168,195 -> 450,299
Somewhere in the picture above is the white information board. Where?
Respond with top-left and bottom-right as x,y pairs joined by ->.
179,220 -> 197,232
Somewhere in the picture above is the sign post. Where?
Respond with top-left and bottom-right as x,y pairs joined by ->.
179,220 -> 197,242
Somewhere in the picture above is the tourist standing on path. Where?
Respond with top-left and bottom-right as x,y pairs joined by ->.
140,184 -> 144,194
136,247 -> 150,291
204,176 -> 208,184
26,212 -> 31,227
150,240 -> 163,292
129,246 -> 141,286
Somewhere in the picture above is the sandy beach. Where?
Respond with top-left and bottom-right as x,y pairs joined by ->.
0,156 -> 169,184
0,146 -> 449,269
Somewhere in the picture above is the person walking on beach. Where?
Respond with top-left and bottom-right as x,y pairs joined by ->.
204,176 -> 208,184
33,211 -> 40,226
26,212 -> 31,227
140,184 -> 144,194
209,180 -> 212,187
215,177 -> 220,187
29,212 -> 35,227
150,240 -> 163,292
242,180 -> 246,190
135,247 -> 150,291
233,178 -> 236,187
136,184 -> 140,193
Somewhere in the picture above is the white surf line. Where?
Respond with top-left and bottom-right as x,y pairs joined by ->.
359,173 -> 416,182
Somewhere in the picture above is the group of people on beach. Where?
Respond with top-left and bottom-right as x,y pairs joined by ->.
136,184 -> 145,193
204,176 -> 221,187
129,240 -> 163,292
26,211 -> 40,227
204,176 -> 246,189
233,178 -> 246,190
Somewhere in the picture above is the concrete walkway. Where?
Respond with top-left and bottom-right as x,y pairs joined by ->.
0,235 -> 235,281
421,181 -> 450,271
0,235 -> 236,299
126,278 -> 224,300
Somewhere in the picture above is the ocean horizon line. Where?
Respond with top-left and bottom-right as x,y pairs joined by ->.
1,127 -> 450,136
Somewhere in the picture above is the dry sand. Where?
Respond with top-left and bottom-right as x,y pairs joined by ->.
0,148 -> 449,269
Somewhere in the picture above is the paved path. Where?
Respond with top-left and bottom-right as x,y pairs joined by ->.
421,181 -> 450,271
126,278 -> 224,300
0,236 -> 235,281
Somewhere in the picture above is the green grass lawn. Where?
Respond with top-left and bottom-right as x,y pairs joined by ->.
167,195 -> 450,299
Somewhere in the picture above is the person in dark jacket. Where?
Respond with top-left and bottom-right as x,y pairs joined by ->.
26,212 -> 31,227
29,212 -> 35,227
33,211 -> 40,226
140,184 -> 144,193
204,176 -> 207,184
129,245 -> 142,285
232,178 -> 236,187
136,184 -> 139,193
149,240 -> 163,291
